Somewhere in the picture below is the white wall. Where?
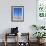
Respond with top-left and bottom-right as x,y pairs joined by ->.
0,0 -> 36,42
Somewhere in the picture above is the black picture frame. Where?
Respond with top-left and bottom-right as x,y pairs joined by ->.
11,6 -> 24,22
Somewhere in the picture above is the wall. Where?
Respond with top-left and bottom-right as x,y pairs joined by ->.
0,0 -> 36,42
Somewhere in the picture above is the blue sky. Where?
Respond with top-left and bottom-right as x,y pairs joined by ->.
13,8 -> 22,16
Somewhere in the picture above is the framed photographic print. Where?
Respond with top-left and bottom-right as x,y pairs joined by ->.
11,6 -> 24,22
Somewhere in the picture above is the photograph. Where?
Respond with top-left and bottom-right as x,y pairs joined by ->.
11,6 -> 24,22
